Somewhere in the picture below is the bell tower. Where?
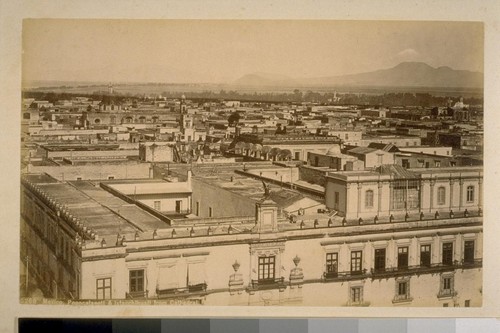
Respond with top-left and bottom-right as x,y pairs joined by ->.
180,95 -> 194,141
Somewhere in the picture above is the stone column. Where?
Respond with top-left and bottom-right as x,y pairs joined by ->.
377,181 -> 382,215
388,181 -> 393,216
459,178 -> 464,210
432,234 -> 440,265
478,176 -> 483,209
357,183 -> 362,218
429,178 -> 435,213
449,178 -> 455,210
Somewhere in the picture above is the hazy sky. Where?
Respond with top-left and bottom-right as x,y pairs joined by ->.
22,19 -> 483,84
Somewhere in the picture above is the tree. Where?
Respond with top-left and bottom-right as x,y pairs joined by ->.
228,112 -> 241,126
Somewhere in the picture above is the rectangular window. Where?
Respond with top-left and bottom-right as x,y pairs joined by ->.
420,244 -> 431,267
394,279 -> 412,302
398,247 -> 409,269
208,207 -> 213,217
154,201 -> 161,211
196,202 -> 200,216
325,253 -> 338,278
438,273 -> 455,299
467,186 -> 474,202
365,190 -> 374,208
96,278 -> 112,300
402,159 -> 410,168
175,200 -> 182,213
444,278 -> 451,290
398,281 -> 407,295
129,270 -> 144,293
374,248 -> 386,272
437,187 -> 446,205
258,256 -> 275,283
129,269 -> 144,293
351,251 -> 363,274
442,243 -> 453,265
392,179 -> 420,210
465,300 -> 470,307
350,286 -> 362,304
464,240 -> 475,264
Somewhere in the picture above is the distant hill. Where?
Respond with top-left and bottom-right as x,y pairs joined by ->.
233,62 -> 483,89
233,72 -> 296,87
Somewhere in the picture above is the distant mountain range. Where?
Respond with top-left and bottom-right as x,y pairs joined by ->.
233,62 -> 483,89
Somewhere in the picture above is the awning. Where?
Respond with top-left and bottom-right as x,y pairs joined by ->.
188,262 -> 206,286
157,264 -> 187,290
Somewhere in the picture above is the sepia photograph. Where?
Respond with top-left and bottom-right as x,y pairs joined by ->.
19,18 -> 485,308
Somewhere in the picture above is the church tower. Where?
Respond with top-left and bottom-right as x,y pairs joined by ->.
180,95 -> 194,141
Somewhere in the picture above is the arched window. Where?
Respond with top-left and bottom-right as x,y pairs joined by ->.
466,186 -> 474,202
365,190 -> 374,208
437,187 -> 446,205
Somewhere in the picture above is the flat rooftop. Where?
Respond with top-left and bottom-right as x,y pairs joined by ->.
22,175 -> 169,240
103,179 -> 192,195
192,167 -> 308,204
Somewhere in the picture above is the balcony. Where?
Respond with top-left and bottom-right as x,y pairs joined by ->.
156,283 -> 207,299
188,283 -> 208,293
247,277 -> 286,292
392,294 -> 414,304
324,271 -> 338,279
437,289 -> 458,299
323,269 -> 369,282
370,259 -> 482,280
126,290 -> 148,299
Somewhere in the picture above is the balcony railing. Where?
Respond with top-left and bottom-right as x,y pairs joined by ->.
323,269 -> 369,282
247,277 -> 286,292
156,283 -> 207,299
324,271 -> 338,279
188,283 -> 208,293
321,259 -> 482,283
371,259 -> 482,279
126,290 -> 148,299
393,294 -> 414,303
437,289 -> 458,299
